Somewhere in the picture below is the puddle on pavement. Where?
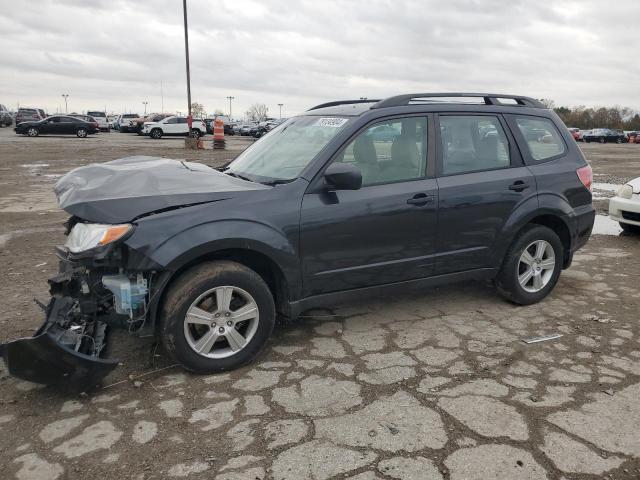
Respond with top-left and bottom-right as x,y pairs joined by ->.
592,215 -> 623,236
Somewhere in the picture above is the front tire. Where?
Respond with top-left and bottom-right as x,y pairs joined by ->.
160,261 -> 275,373
620,222 -> 640,234
150,128 -> 162,139
76,128 -> 88,138
190,128 -> 201,138
27,127 -> 39,137
599,137 -> 606,144
496,225 -> 563,305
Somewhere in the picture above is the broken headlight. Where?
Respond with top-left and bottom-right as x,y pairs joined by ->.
65,223 -> 132,253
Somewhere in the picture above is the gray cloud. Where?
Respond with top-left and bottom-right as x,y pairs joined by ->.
1,0 -> 638,118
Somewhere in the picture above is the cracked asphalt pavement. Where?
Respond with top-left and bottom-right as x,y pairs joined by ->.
1,129 -> 639,479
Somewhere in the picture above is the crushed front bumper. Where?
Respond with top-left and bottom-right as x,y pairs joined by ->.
0,296 -> 118,386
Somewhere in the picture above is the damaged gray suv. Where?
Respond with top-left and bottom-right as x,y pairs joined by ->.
0,93 -> 595,386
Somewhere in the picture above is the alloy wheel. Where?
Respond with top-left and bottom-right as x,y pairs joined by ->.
517,240 -> 555,293
27,127 -> 38,137
183,285 -> 259,359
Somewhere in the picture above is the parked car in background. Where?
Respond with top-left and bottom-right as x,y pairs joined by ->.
87,111 -> 109,131
130,113 -> 173,134
0,104 -> 13,127
204,118 -> 215,134
609,177 -> 640,233
116,113 -> 139,132
567,127 -> 583,141
583,128 -> 627,144
141,115 -> 206,139
108,115 -> 118,129
70,114 -> 98,124
15,107 -> 46,125
14,115 -> 99,138
366,123 -> 401,142
239,124 -> 255,136
624,131 -> 639,143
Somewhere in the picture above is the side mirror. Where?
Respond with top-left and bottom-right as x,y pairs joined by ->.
324,163 -> 362,190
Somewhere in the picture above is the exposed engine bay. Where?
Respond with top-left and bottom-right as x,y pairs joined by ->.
0,214 -> 158,387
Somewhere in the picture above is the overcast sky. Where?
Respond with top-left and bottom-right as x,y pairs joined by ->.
1,0 -> 638,118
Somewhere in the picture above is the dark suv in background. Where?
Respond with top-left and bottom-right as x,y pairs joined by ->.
1,93 -> 594,386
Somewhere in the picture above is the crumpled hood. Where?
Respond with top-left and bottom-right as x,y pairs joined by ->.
54,156 -> 268,223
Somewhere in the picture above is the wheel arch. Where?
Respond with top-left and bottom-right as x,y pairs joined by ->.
497,196 -> 576,270
146,242 -> 298,334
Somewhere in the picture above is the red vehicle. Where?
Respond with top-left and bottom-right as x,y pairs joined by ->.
567,127 -> 582,142
625,131 -> 639,143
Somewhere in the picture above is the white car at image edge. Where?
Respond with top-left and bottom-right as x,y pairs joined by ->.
609,177 -> 640,234
141,115 -> 206,139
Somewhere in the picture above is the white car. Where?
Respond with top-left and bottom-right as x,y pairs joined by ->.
609,177 -> 640,234
115,113 -> 139,132
141,115 -> 206,139
87,111 -> 109,131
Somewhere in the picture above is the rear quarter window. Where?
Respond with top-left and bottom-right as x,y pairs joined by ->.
514,116 -> 566,162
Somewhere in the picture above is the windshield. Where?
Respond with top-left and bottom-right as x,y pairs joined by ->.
227,115 -> 351,182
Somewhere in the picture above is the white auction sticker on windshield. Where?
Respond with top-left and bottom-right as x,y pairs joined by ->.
314,117 -> 348,128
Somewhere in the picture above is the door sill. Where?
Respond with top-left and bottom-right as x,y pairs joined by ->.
288,268 -> 497,318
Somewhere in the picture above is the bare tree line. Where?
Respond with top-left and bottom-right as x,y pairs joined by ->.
540,99 -> 640,130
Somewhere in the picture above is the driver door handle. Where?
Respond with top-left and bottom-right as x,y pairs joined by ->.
407,193 -> 434,206
508,181 -> 530,192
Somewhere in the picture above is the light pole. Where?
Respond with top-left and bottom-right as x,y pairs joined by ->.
226,96 -> 234,118
182,0 -> 192,120
142,101 -> 148,115
277,103 -> 283,119
62,94 -> 69,113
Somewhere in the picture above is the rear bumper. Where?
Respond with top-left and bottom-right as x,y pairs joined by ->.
571,203 -> 595,253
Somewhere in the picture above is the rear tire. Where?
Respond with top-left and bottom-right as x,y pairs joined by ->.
496,225 -> 563,305
620,222 -> 640,234
159,261 -> 275,373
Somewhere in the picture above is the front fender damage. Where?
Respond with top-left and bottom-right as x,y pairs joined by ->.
0,296 -> 118,386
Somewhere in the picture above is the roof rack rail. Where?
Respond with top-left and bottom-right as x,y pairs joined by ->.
371,93 -> 545,109
308,99 -> 381,111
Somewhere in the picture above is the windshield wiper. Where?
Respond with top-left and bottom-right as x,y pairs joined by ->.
261,178 -> 293,186
225,171 -> 254,182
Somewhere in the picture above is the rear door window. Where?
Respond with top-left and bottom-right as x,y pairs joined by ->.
514,116 -> 566,161
438,115 -> 510,175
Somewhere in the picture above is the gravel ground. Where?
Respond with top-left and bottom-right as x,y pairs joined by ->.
0,128 -> 639,480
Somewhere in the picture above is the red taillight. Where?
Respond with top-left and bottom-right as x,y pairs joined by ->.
576,165 -> 593,191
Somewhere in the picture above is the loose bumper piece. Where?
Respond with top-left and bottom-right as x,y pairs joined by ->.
0,298 -> 118,386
